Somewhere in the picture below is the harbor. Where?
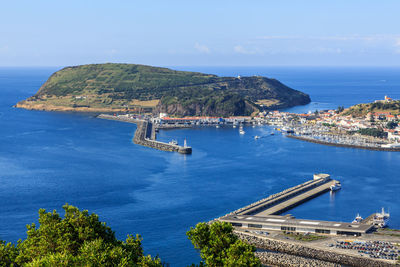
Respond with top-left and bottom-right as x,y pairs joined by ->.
215,173 -> 399,266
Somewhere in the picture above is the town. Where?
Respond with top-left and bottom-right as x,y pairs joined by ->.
101,96 -> 400,152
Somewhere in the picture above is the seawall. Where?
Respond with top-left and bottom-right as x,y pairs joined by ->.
287,135 -> 400,152
133,121 -> 192,154
98,114 -> 192,154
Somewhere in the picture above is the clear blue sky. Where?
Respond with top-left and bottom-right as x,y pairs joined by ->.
1,0 -> 400,66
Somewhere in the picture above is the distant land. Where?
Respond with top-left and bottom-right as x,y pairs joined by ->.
15,63 -> 310,116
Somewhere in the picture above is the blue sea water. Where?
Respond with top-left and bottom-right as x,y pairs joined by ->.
0,66 -> 400,266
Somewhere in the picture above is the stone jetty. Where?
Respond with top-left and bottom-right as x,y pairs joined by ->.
97,114 -> 192,154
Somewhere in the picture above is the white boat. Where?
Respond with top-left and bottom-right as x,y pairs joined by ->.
233,125 -> 237,128
169,139 -> 178,145
352,213 -> 363,224
373,208 -> 390,228
254,135 -> 260,139
330,182 -> 341,191
216,125 -> 220,128
239,125 -> 245,134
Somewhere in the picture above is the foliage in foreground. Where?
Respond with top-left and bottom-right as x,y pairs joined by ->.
187,221 -> 261,267
0,204 -> 161,267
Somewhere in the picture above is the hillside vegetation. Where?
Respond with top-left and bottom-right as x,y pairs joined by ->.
17,63 -> 310,116
342,100 -> 400,117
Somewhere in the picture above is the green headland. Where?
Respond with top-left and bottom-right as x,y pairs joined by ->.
16,63 -> 311,116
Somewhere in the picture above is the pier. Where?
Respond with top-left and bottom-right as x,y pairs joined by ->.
237,174 -> 336,216
98,114 -> 192,154
219,174 -> 375,236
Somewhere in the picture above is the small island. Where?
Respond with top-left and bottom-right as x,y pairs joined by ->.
15,63 -> 310,117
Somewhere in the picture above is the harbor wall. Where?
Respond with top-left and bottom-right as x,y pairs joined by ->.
287,135 -> 400,152
97,114 -> 192,154
133,121 -> 192,154
236,232 -> 397,267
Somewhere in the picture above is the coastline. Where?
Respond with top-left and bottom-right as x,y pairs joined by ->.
14,101 -> 129,113
286,135 -> 400,152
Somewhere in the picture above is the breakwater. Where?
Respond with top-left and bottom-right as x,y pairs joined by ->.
97,114 -> 192,154
287,135 -> 400,152
133,120 -> 192,154
236,232 -> 396,267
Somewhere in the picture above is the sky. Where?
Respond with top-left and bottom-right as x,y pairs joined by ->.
1,0 -> 400,67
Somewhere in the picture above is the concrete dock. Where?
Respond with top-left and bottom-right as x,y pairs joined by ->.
237,174 -> 336,216
98,114 -> 192,154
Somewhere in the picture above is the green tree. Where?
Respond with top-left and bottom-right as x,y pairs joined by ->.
336,106 -> 344,114
386,121 -> 398,129
187,222 -> 261,267
0,204 -> 162,267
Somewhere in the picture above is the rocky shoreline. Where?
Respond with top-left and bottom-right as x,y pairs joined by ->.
14,101 -> 128,113
255,251 -> 340,267
236,232 -> 397,267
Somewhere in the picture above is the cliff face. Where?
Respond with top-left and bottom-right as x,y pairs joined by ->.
16,63 -> 310,116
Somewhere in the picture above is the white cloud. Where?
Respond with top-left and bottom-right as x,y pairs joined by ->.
258,34 -> 400,42
194,43 -> 210,54
234,45 -> 257,55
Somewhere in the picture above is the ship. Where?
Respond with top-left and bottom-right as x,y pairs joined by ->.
352,213 -> 363,224
373,208 -> 390,228
330,181 -> 341,191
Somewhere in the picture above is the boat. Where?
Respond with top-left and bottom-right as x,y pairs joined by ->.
233,125 -> 237,128
373,208 -> 390,228
169,139 -> 178,145
352,213 -> 363,224
270,132 -> 275,136
330,182 -> 341,191
216,125 -> 220,128
239,125 -> 245,135
254,135 -> 260,139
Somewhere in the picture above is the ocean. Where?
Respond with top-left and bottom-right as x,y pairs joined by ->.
0,66 -> 400,266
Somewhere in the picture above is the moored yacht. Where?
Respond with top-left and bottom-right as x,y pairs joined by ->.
169,139 -> 178,145
352,213 -> 363,224
330,181 -> 341,191
239,125 -> 245,135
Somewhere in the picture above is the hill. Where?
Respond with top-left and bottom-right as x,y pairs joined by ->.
16,63 -> 311,116
342,100 -> 400,117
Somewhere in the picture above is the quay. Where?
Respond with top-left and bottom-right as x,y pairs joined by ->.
287,135 -> 400,152
236,174 -> 336,216
219,174 -> 375,236
97,114 -> 192,154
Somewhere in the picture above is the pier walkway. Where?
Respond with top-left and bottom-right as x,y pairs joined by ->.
237,174 -> 336,216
